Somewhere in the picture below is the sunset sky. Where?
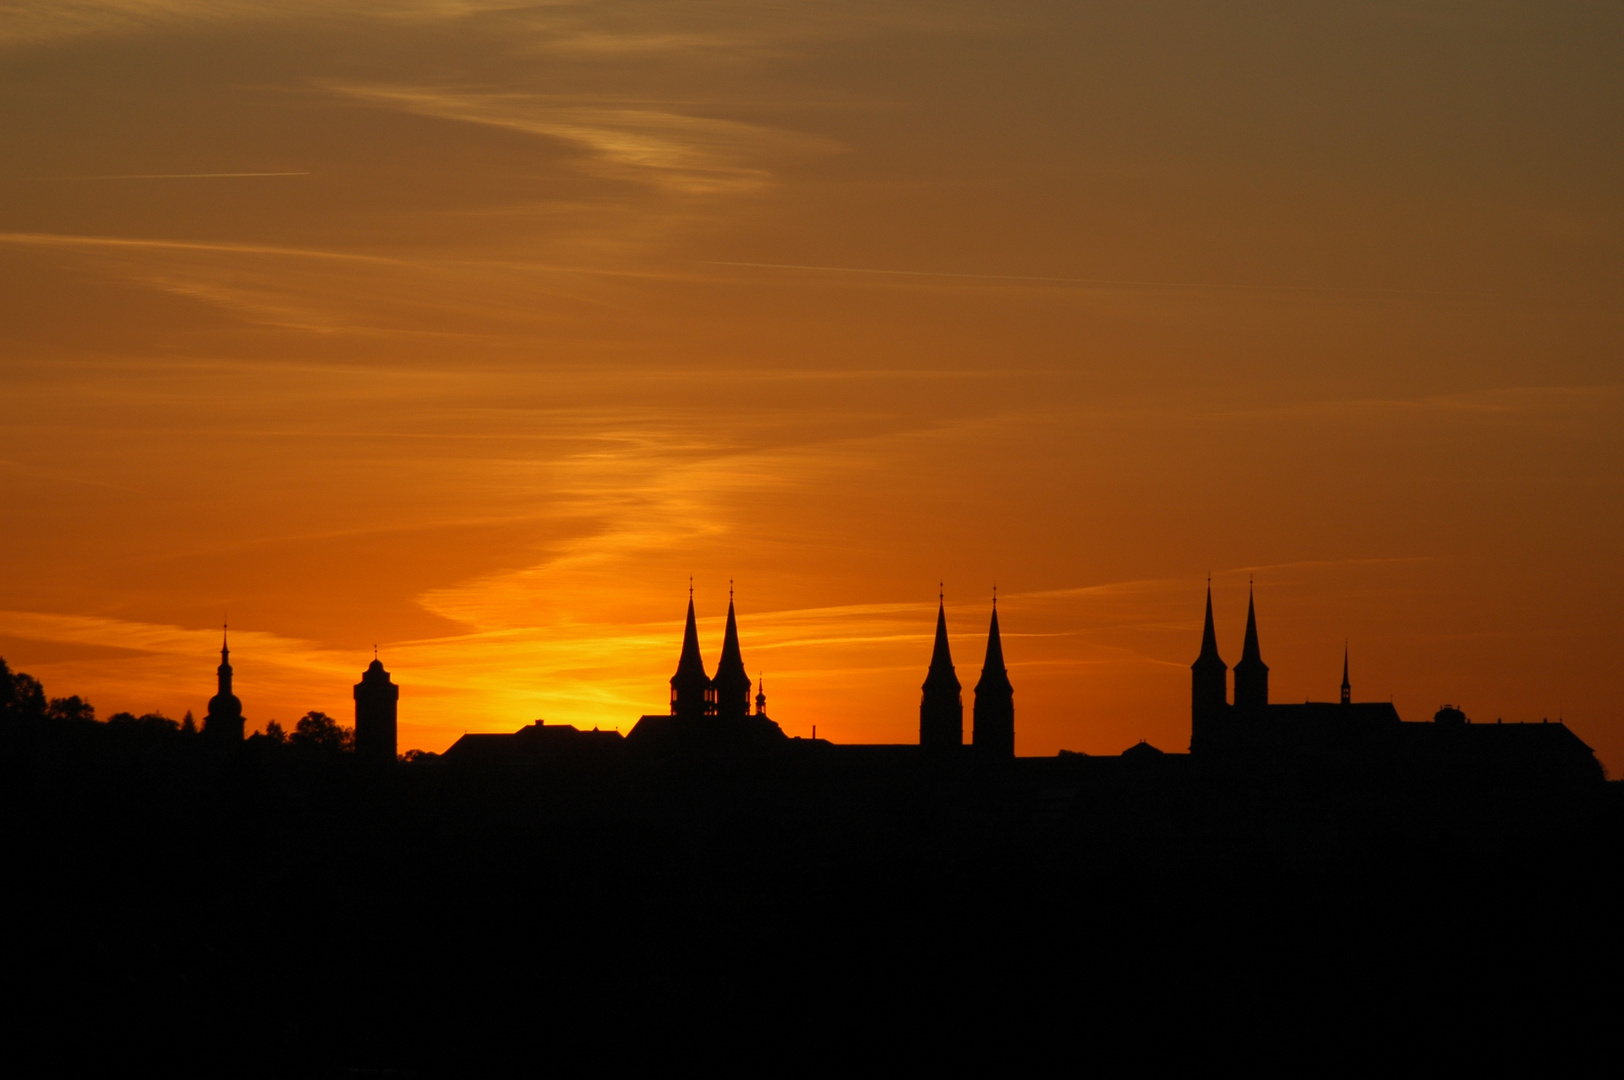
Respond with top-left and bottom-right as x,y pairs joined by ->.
2,3 -> 1620,767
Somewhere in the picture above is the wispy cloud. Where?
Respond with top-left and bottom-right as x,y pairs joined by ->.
330,83 -> 844,195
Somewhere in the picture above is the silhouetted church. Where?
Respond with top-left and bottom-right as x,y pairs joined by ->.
203,626 -> 244,743
626,587 -> 787,751
919,593 -> 1014,757
1189,582 -> 1600,782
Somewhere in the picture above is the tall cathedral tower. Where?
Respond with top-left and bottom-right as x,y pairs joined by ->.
971,598 -> 1014,758
1190,583 -> 1228,753
1233,582 -> 1269,714
354,655 -> 399,762
203,625 -> 244,742
670,587 -> 715,720
919,592 -> 962,749
712,586 -> 753,721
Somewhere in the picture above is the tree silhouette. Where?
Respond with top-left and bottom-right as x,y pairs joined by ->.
291,711 -> 353,752
107,711 -> 179,735
263,720 -> 287,744
179,710 -> 197,735
46,696 -> 96,724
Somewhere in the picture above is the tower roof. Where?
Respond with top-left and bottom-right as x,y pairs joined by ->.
1341,644 -> 1350,691
1236,582 -> 1268,672
671,594 -> 710,685
1193,583 -> 1226,670
715,596 -> 747,683
923,598 -> 961,692
975,603 -> 1012,694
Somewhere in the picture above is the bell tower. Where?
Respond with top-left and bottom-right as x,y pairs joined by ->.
1189,582 -> 1228,753
712,583 -> 753,721
670,583 -> 714,720
971,593 -> 1014,758
919,587 -> 963,749
1233,580 -> 1269,714
203,624 -> 244,743
354,650 -> 399,762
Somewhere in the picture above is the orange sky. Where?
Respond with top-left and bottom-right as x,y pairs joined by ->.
2,3 -> 1620,768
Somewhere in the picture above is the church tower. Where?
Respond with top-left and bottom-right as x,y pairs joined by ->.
1233,582 -> 1269,714
971,597 -> 1014,758
1189,583 -> 1228,753
712,586 -> 753,721
670,587 -> 715,720
203,625 -> 244,742
919,591 -> 963,749
1341,644 -> 1351,705
354,654 -> 399,762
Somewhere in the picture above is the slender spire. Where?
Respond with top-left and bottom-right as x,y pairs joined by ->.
1233,579 -> 1270,711
975,602 -> 1011,694
1341,642 -> 1351,705
1196,583 -> 1223,664
1239,583 -> 1263,667
920,590 -> 963,748
712,591 -> 752,719
925,596 -> 959,687
670,590 -> 712,717
972,599 -> 1014,757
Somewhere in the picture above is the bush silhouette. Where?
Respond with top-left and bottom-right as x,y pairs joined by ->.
291,710 -> 353,752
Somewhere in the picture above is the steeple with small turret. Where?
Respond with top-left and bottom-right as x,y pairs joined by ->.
919,587 -> 963,749
203,623 -> 244,742
1233,580 -> 1269,714
972,592 -> 1014,758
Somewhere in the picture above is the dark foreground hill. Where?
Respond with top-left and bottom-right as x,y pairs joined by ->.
6,724 -> 1622,1074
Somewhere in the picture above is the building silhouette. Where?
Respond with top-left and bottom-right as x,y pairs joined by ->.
919,593 -> 962,749
972,598 -> 1013,757
626,587 -> 786,750
1186,584 -> 1600,782
1233,582 -> 1269,714
203,626 -> 244,742
670,588 -> 715,720
354,655 -> 399,762
1190,583 -> 1228,755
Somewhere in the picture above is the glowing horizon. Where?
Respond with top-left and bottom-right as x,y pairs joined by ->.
2,3 -> 1620,768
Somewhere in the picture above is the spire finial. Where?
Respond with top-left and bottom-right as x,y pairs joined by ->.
992,583 -> 997,608
730,578 -> 734,601
939,581 -> 944,604
689,576 -> 693,601
374,643 -> 378,660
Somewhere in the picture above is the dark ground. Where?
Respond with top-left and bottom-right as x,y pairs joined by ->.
6,727 -> 1622,1075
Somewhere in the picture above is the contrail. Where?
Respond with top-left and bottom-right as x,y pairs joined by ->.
64,172 -> 311,180
701,260 -> 1432,296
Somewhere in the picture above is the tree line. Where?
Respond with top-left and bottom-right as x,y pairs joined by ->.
0,656 -> 356,751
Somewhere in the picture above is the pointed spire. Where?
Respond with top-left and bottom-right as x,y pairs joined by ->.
712,590 -> 752,719
1196,582 -> 1223,664
1233,579 -> 1269,711
975,601 -> 1011,695
1240,583 -> 1263,667
676,593 -> 706,678
670,589 -> 714,717
1341,642 -> 1351,705
925,595 -> 959,687
221,619 -> 230,661
716,595 -> 746,677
